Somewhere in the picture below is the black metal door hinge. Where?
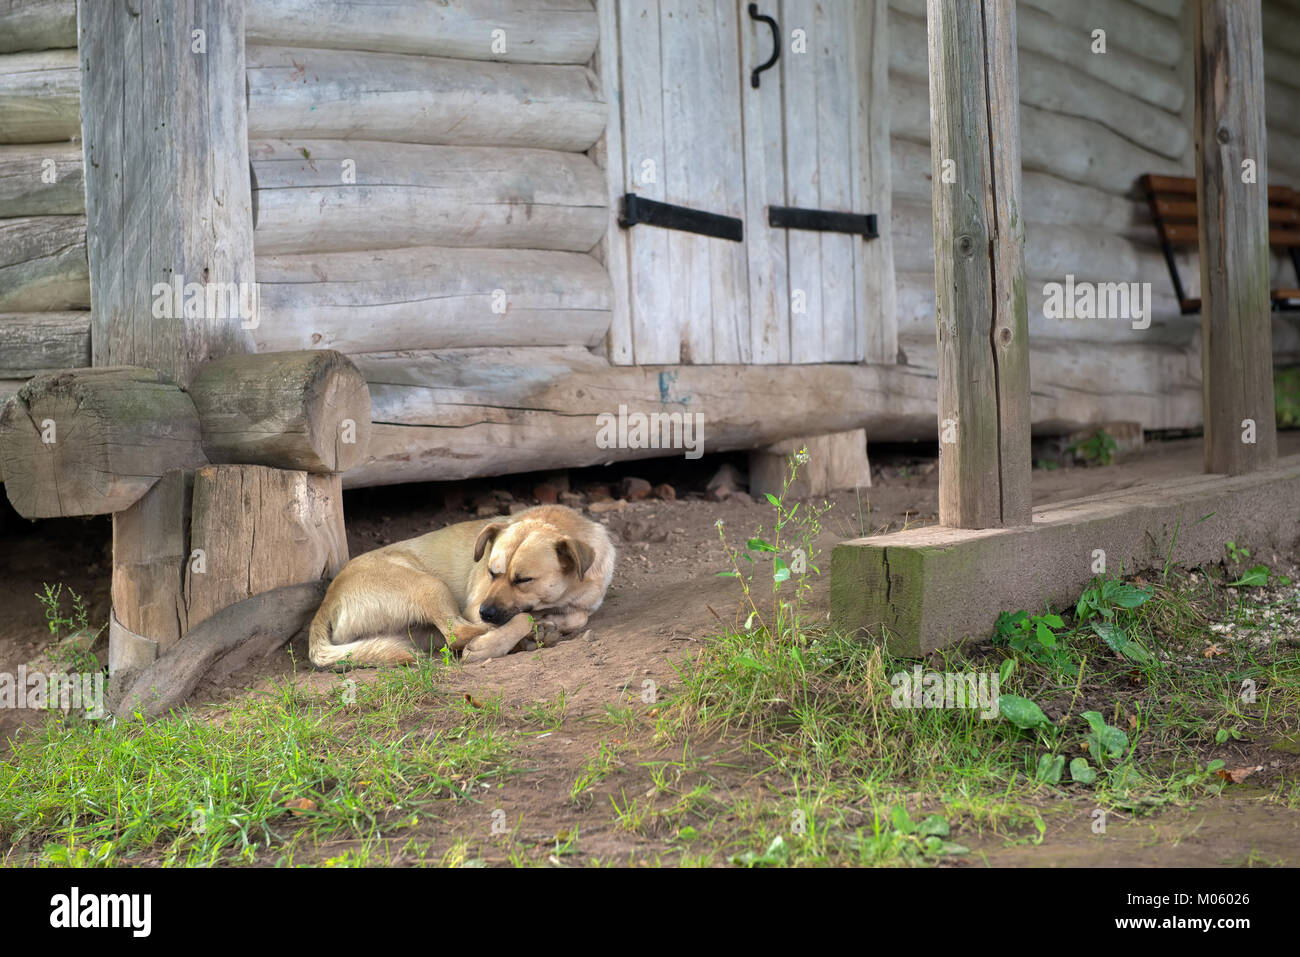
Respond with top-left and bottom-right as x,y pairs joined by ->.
769,205 -> 879,238
619,193 -> 744,242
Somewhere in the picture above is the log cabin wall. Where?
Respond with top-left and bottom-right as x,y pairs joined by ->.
888,0 -> 1300,432
0,1 -> 88,439
2,1 -> 1300,492
242,0 -> 613,357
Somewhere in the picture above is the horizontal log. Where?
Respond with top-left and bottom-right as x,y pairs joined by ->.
1267,80 -> 1300,137
0,142 -> 82,215
888,9 -> 1187,160
1265,46 -> 1300,94
891,198 -> 1180,285
891,139 -> 1150,239
0,310 -> 90,376
254,246 -> 611,352
1131,0 -> 1182,17
246,45 -> 606,152
894,269 -> 1195,345
0,367 -> 208,518
0,1 -> 76,54
246,0 -> 598,64
188,350 -> 372,473
0,215 -> 89,311
251,139 -> 606,255
1262,3 -> 1300,63
889,0 -> 1185,111
890,76 -> 1184,195
0,50 -> 79,143
1020,0 -> 1183,66
340,343 -> 1205,486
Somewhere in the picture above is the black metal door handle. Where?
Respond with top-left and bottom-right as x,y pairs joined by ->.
748,4 -> 779,88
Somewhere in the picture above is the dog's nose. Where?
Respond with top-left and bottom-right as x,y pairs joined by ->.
479,603 -> 507,625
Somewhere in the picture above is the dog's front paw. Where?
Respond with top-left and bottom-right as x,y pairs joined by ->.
533,619 -> 563,647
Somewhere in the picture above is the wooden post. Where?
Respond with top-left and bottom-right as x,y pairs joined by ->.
1195,0 -> 1277,475
77,0 -> 255,387
926,0 -> 1031,529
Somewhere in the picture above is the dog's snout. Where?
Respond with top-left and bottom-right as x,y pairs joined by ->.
479,603 -> 509,625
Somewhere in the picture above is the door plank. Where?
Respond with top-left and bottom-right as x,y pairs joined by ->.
740,0 -> 791,363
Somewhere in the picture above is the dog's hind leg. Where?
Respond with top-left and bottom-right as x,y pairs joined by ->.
311,566 -> 482,668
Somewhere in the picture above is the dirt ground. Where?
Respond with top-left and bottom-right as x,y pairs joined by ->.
2,431 -> 1299,865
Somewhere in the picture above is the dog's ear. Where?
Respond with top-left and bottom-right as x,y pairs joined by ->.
556,537 -> 596,581
474,522 -> 508,562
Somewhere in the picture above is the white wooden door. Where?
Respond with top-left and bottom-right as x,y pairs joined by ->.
606,0 -> 893,365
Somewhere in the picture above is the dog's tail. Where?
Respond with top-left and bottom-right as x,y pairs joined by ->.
308,605 -> 417,669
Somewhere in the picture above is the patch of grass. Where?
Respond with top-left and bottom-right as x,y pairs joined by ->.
0,662 -> 518,866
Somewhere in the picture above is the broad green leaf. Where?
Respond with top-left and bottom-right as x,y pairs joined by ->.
764,493 -> 782,508
917,815 -> 949,838
1110,584 -> 1153,609
1090,621 -> 1151,663
1036,753 -> 1065,784
1229,565 -> 1269,587
890,805 -> 915,834
1035,621 -> 1057,649
999,694 -> 1052,730
1069,758 -> 1097,784
998,657 -> 1016,685
746,537 -> 777,553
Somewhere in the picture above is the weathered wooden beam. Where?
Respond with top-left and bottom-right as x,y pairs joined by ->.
0,311 -> 90,377
0,1 -> 76,54
250,139 -> 607,255
832,454 -> 1300,655
0,143 -> 82,215
78,0 -> 255,387
184,465 -> 348,631
187,350 -> 372,473
0,367 -> 208,518
926,0 -> 1031,528
254,247 -> 611,353
245,0 -> 599,64
0,49 -> 78,143
246,45 -> 606,152
0,215 -> 89,311
1196,0 -> 1277,475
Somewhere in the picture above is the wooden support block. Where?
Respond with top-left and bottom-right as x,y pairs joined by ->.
749,430 -> 872,500
188,350 -> 372,473
831,454 -> 1300,656
1195,0 -> 1277,475
926,0 -> 1032,528
111,469 -> 192,654
0,367 -> 208,518
184,465 -> 348,631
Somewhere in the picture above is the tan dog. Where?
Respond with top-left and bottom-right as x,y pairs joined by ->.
308,505 -> 615,668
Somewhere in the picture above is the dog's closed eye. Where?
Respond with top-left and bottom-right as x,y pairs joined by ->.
513,576 -> 533,585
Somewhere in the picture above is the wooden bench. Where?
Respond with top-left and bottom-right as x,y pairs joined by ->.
1140,174 -> 1300,314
